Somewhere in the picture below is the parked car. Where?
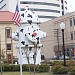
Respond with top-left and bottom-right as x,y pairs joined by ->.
51,55 -> 59,60
72,56 -> 75,59
59,55 -> 69,60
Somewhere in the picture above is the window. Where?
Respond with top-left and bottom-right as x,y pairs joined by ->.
5,28 -> 11,38
20,8 -> 25,11
21,8 -> 60,13
20,1 -> 60,7
62,11 -> 64,15
66,48 -> 69,56
71,32 -> 73,40
7,29 -> 10,38
70,18 -> 72,27
30,8 -> 60,13
7,44 -> 11,50
62,5 -> 64,9
38,15 -> 57,19
61,0 -> 63,3
65,7 -> 67,10
73,18 -> 75,25
65,1 -> 67,4
74,31 -> 75,39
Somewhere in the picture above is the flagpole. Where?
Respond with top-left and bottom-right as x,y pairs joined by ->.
12,0 -> 22,74
18,27 -> 23,75
17,0 -> 23,75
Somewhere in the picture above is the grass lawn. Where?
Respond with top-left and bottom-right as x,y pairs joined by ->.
1,72 -> 54,75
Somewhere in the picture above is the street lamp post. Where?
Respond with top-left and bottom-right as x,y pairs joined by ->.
60,22 -> 66,66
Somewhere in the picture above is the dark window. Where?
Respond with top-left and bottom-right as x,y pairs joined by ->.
62,11 -> 64,15
30,8 -> 60,13
66,48 -> 69,56
65,1 -> 67,4
71,48 -> 74,56
73,18 -> 75,25
70,18 -> 72,27
20,8 -> 60,13
20,8 -> 25,11
74,31 -> 75,39
61,0 -> 63,3
71,32 -> 73,40
62,5 -> 64,9
6,29 -> 10,38
20,1 -> 60,7
38,15 -> 57,19
7,44 -> 11,50
65,7 -> 67,10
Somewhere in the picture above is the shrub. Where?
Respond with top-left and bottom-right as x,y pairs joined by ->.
67,66 -> 74,71
2,64 -> 49,72
7,65 -> 14,71
3,65 -> 10,71
3,60 -> 8,64
66,60 -> 75,66
36,64 -> 49,72
3,65 -> 18,71
69,67 -> 75,74
29,64 -> 35,71
22,64 -> 29,71
58,66 -> 68,74
13,65 -> 20,71
51,61 -> 59,66
46,61 -> 53,66
54,61 -> 64,65
52,65 -> 68,74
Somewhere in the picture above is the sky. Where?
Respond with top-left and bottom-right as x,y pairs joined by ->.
67,0 -> 75,12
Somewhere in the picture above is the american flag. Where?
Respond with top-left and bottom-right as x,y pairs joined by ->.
12,3 -> 21,27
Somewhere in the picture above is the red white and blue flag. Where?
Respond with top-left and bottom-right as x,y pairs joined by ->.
12,3 -> 21,27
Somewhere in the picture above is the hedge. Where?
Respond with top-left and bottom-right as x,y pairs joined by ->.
51,60 -> 75,74
51,65 -> 68,74
0,64 -> 49,72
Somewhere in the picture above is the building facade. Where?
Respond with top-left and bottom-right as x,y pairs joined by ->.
0,11 -> 17,64
40,11 -> 75,58
0,0 -> 67,22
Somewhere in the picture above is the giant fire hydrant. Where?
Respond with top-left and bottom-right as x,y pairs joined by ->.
11,7 -> 46,65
